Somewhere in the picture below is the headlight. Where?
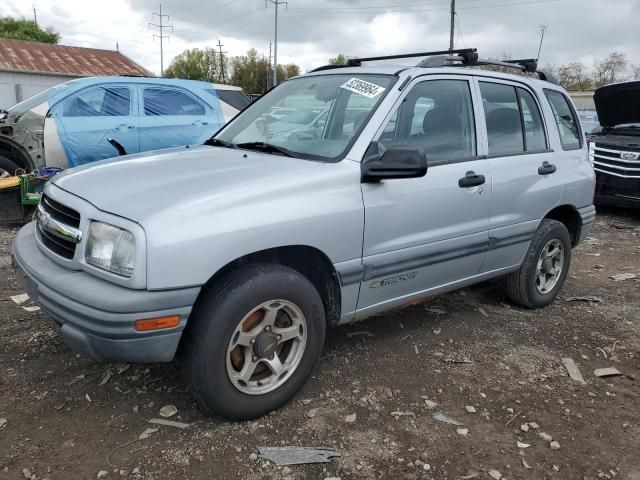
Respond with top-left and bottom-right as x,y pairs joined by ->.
85,221 -> 136,277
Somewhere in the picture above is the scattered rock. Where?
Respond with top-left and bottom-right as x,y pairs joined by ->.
345,413 -> 356,423
456,428 -> 469,436
432,412 -> 463,425
460,471 -> 479,479
22,468 -> 32,479
0,418 -> 6,429
159,405 -> 178,418
553,464 -> 560,471
424,399 -> 438,409
465,406 -> 476,413
433,328 -> 442,335
539,432 -> 553,442
97,471 -> 108,478
282,466 -> 292,475
488,469 -> 502,479
301,399 -> 311,405
98,371 -> 113,386
249,453 -> 258,461
306,408 -> 318,419
594,367 -> 623,377
443,353 -> 473,364
517,441 -> 530,448
529,422 -> 540,429
520,423 -> 530,432
550,441 -> 561,450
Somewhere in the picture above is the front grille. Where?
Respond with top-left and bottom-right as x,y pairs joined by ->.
37,194 -> 81,259
591,143 -> 640,179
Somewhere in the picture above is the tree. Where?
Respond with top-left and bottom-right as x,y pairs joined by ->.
328,54 -> 353,65
557,62 -> 592,90
631,64 -> 640,81
0,17 -> 60,44
165,48 -> 226,83
593,52 -> 628,88
229,49 -> 301,94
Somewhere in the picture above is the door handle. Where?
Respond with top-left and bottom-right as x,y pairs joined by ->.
115,124 -> 135,130
538,161 -> 557,175
458,171 -> 486,188
192,121 -> 208,126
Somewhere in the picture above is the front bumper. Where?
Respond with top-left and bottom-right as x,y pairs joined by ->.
595,172 -> 640,209
12,223 -> 201,362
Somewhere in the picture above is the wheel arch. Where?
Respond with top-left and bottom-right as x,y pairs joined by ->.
195,245 -> 342,327
0,138 -> 36,170
542,204 -> 582,247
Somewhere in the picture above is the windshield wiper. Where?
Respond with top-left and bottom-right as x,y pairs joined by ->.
236,141 -> 295,157
204,138 -> 237,149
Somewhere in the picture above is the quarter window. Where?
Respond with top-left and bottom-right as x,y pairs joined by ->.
517,88 -> 547,151
378,79 -> 476,162
544,90 -> 581,150
62,87 -> 131,117
143,88 -> 205,116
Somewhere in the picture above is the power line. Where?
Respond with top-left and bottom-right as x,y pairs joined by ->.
149,4 -> 174,76
537,24 -> 547,61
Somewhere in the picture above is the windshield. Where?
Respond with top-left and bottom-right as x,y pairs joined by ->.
214,74 -> 395,160
6,87 -> 55,114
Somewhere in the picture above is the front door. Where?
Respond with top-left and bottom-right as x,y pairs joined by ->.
358,76 -> 492,316
50,85 -> 139,166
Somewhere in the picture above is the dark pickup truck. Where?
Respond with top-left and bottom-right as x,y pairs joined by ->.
589,80 -> 640,208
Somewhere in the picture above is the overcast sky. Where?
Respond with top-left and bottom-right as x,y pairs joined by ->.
1,0 -> 639,76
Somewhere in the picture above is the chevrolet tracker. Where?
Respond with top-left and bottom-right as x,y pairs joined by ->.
12,49 -> 596,420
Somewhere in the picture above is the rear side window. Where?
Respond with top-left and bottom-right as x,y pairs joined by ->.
479,82 -> 524,156
544,90 -> 581,150
62,87 -> 131,117
517,88 -> 547,151
143,88 -> 205,116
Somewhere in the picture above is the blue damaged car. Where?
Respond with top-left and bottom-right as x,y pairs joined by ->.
0,77 -> 250,175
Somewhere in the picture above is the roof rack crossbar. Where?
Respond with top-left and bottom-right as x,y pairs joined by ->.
347,48 -> 477,67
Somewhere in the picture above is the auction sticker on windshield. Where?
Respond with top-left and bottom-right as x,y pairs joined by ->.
340,78 -> 386,99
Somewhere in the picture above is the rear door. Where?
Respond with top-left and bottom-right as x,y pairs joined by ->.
50,85 -> 139,165
138,86 -> 211,151
475,78 -> 563,272
357,75 -> 492,315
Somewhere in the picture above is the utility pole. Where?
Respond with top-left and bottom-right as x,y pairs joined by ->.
149,4 -> 173,77
33,5 -> 38,25
449,0 -> 455,53
266,0 -> 287,86
537,24 -> 547,61
268,41 -> 273,89
216,38 -> 228,83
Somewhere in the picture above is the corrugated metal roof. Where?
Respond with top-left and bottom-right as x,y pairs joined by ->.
0,39 -> 153,77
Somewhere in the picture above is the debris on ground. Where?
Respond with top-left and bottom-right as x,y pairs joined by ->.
391,411 -> 415,417
346,331 -> 373,338
550,441 -> 561,450
517,441 -> 530,448
610,273 -> 637,281
443,353 -> 473,364
97,470 -> 108,478
566,295 -> 603,303
610,221 -> 635,230
148,418 -> 191,429
344,413 -> 356,423
456,428 -> 469,436
159,405 -> 178,418
594,367 -> 623,378
465,405 -> 476,413
139,427 -> 158,440
22,306 -> 40,312
522,459 -> 533,469
432,412 -> 463,426
539,432 -> 553,442
257,446 -> 340,465
98,371 -> 113,386
9,293 -> 29,305
562,357 -> 587,384
0,418 -> 7,429
520,423 -> 530,432
488,469 -> 502,479
423,399 -> 438,409
460,471 -> 479,479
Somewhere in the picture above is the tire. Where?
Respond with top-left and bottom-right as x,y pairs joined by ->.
183,263 -> 326,420
506,219 -> 572,309
0,155 -> 21,177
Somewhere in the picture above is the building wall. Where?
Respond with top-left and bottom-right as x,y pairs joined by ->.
567,90 -> 596,111
0,71 -> 82,109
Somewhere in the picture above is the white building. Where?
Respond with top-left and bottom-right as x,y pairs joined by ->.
0,38 -> 151,109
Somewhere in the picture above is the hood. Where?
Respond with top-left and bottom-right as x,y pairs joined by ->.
594,81 -> 640,128
52,145 -> 323,221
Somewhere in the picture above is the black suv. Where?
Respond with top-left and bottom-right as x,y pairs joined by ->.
589,80 -> 640,208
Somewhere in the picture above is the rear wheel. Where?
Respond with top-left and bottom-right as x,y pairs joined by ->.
183,263 -> 326,420
0,155 -> 20,177
506,219 -> 572,308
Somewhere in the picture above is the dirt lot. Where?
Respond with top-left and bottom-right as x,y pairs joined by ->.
1,208 -> 639,480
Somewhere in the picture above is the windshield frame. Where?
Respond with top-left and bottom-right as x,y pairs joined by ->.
210,73 -> 399,163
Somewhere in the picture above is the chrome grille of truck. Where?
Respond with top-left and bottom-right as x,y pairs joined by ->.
590,142 -> 640,179
36,194 -> 81,259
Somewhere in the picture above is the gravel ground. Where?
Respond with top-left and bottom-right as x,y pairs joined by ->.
1,207 -> 639,480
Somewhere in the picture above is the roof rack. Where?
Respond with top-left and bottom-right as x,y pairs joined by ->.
309,48 -> 558,84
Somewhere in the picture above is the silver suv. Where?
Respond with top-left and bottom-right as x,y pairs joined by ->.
12,49 -> 596,420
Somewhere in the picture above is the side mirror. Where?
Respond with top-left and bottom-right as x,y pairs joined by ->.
361,144 -> 428,183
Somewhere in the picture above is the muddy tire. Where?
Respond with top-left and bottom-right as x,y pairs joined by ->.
183,263 -> 326,420
506,219 -> 572,309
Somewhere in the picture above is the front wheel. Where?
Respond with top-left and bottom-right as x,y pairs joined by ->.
183,264 -> 326,420
506,219 -> 572,308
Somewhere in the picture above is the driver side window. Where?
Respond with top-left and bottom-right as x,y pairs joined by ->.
378,79 -> 476,162
62,87 -> 131,117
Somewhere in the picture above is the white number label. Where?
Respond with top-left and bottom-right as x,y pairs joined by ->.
340,78 -> 386,99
